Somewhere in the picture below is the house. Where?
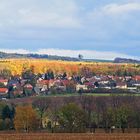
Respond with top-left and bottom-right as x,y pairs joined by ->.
94,76 -> 101,81
100,76 -> 110,83
99,80 -> 109,85
76,84 -> 88,91
113,76 -> 125,82
0,79 -> 8,86
87,77 -> 97,84
0,88 -> 8,96
134,76 -> 140,81
24,84 -> 33,90
49,79 -> 55,88
133,81 -> 140,87
108,75 -> 114,79
98,83 -> 111,89
127,87 -> 137,90
116,82 -> 127,89
125,76 -> 132,81
81,77 -> 86,84
23,83 -> 34,96
42,117 -> 59,129
61,80 -> 70,86
20,79 -> 28,86
12,87 -> 23,96
84,82 -> 95,90
36,80 -> 49,89
35,80 -> 49,94
8,79 -> 20,89
53,80 -> 66,91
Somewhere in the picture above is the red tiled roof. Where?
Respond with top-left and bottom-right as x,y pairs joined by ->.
117,82 -> 126,86
84,82 -> 91,86
54,80 -> 64,86
49,79 -> 55,83
61,80 -> 69,85
0,79 -> 8,83
134,76 -> 140,81
39,80 -> 49,84
24,84 -> 33,89
0,88 -> 8,93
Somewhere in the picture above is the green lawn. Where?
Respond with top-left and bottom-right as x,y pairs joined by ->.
38,93 -> 140,98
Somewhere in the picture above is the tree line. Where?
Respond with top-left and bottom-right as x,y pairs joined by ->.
0,95 -> 140,133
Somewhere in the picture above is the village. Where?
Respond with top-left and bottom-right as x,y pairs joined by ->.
0,69 -> 140,99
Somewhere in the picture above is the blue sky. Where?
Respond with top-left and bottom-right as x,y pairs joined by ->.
0,0 -> 140,60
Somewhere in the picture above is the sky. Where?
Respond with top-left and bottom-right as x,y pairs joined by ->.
0,0 -> 140,60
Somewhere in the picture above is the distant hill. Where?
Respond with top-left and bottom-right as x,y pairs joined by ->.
0,51 -> 113,62
84,59 -> 112,63
3,51 -> 138,63
114,57 -> 140,64
0,51 -> 79,61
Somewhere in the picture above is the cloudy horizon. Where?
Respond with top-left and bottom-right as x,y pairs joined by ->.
0,48 -> 139,60
0,0 -> 140,60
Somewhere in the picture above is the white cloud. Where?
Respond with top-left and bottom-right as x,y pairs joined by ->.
86,1 -> 140,41
0,49 -> 30,54
0,0 -> 81,30
0,48 -> 139,60
88,2 -> 140,18
103,2 -> 140,15
37,48 -> 139,60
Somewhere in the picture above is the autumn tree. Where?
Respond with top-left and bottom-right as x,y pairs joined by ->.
22,66 -> 37,87
80,66 -> 93,78
114,105 -> 132,133
0,69 -> 12,79
58,103 -> 86,133
45,69 -> 54,80
14,105 -> 39,132
66,81 -> 76,93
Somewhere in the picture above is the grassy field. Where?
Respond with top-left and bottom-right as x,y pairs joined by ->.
0,133 -> 140,140
40,93 -> 140,97
5,93 -> 140,105
40,93 -> 111,97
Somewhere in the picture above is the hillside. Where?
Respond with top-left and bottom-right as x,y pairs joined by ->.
0,51 -> 113,62
1,51 -> 139,63
0,51 -> 79,61
114,57 -> 140,64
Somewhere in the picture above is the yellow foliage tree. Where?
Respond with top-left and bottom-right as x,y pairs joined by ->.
14,105 -> 39,132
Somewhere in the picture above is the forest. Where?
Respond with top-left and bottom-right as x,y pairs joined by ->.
0,59 -> 140,76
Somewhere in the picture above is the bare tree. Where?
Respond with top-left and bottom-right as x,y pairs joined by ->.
32,98 -> 51,128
